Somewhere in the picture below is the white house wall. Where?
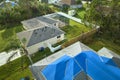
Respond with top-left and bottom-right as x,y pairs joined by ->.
27,34 -> 64,55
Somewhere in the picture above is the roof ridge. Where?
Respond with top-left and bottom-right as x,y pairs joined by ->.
26,31 -> 34,47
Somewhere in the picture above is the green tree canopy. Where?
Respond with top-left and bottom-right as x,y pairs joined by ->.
84,0 -> 120,44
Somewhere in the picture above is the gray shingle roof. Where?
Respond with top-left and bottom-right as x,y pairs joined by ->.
21,18 -> 45,30
17,30 -> 33,46
21,16 -> 58,30
27,26 -> 64,47
36,16 -> 58,24
17,26 -> 64,47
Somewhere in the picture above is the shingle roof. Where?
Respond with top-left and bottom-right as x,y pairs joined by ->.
36,16 -> 58,24
17,30 -> 33,46
21,18 -> 45,30
27,26 -> 64,47
17,26 -> 64,47
21,16 -> 58,30
41,51 -> 120,80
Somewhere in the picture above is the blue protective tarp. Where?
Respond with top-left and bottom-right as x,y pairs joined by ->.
42,55 -> 82,80
86,59 -> 120,80
42,51 -> 120,80
42,55 -> 71,80
64,58 -> 81,80
101,56 -> 117,66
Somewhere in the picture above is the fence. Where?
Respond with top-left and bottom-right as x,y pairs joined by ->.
62,28 -> 98,48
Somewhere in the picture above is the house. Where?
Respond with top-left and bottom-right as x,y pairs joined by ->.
39,0 -> 60,4
60,0 -> 82,8
21,16 -> 60,30
0,0 -> 17,7
29,41 -> 120,80
17,26 -> 65,54
17,13 -> 67,54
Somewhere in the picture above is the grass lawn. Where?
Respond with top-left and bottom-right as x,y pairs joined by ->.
85,37 -> 120,55
0,48 -> 53,80
5,68 -> 33,80
61,20 -> 91,39
0,25 -> 24,52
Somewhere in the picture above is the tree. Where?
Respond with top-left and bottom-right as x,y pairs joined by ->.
84,0 -> 120,44
62,4 -> 69,13
76,0 -> 82,4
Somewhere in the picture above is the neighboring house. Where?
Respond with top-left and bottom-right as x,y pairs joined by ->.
17,13 -> 67,54
0,0 -> 17,7
45,13 -> 69,26
21,16 -> 60,30
17,26 -> 65,54
60,0 -> 82,8
30,41 -> 120,80
39,0 -> 60,4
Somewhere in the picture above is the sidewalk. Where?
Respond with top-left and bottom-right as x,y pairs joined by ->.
0,49 -> 21,66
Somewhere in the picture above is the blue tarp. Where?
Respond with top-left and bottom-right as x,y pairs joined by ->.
101,56 -> 117,66
42,55 -> 82,80
42,51 -> 120,80
42,55 -> 71,80
64,58 -> 81,80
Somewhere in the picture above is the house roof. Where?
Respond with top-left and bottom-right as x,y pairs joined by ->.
30,42 -> 120,80
21,18 -> 45,30
36,16 -> 58,24
97,47 -> 120,68
29,42 -> 95,80
31,42 -> 94,66
41,51 -> 120,80
21,16 -> 58,30
17,26 -> 64,47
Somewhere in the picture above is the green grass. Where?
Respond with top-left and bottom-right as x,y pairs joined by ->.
0,48 -> 53,80
61,20 -> 91,39
85,37 -> 120,55
75,8 -> 86,19
0,55 -> 30,80
74,2 -> 88,19
5,68 -> 33,80
0,25 -> 24,52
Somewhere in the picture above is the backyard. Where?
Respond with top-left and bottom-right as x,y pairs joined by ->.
5,68 -> 33,80
60,20 -> 91,40
84,36 -> 120,55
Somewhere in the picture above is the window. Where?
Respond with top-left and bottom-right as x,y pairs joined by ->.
57,35 -> 61,38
